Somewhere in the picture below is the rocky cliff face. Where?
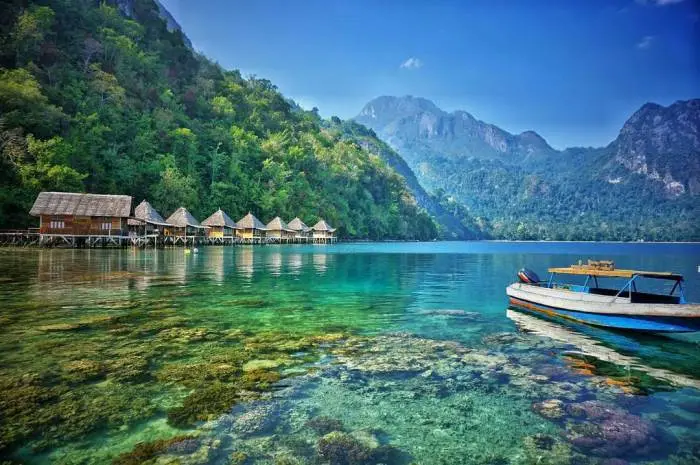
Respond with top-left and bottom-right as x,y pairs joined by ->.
111,0 -> 192,48
607,100 -> 700,197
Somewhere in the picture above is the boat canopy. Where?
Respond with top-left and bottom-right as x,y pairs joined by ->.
547,266 -> 683,281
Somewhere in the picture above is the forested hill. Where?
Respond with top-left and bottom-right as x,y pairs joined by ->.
356,96 -> 700,241
0,0 -> 439,240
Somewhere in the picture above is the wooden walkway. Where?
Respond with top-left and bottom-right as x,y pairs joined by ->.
0,231 -> 337,248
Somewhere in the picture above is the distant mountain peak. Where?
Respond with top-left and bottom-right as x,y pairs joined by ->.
355,95 -> 555,160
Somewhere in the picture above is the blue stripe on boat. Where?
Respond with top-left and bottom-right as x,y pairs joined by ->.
509,296 -> 700,333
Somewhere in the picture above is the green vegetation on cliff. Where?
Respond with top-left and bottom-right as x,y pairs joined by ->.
0,0 -> 437,240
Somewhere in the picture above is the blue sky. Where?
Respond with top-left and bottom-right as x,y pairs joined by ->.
159,0 -> 699,149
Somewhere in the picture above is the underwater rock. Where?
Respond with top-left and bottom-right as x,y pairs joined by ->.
316,431 -> 373,465
481,332 -> 520,345
532,399 -> 566,420
232,402 -> 281,437
229,451 -> 248,465
306,416 -> 345,435
167,437 -> 200,455
167,383 -> 241,428
243,359 -> 284,372
521,435 -> 572,465
106,356 -> 151,383
157,327 -> 212,343
37,323 -> 84,332
565,400 -> 665,458
112,435 -> 197,465
62,359 -> 105,382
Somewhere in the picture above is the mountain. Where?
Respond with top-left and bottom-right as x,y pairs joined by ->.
606,100 -> 700,197
0,0 -> 438,241
356,96 -> 699,241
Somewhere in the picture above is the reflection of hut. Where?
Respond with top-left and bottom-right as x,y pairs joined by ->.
201,209 -> 239,243
236,212 -> 267,243
128,200 -> 171,246
29,191 -> 132,247
287,217 -> 311,242
311,219 -> 337,244
265,217 -> 295,243
165,207 -> 206,245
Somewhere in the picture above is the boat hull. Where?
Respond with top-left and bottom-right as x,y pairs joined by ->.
506,284 -> 700,333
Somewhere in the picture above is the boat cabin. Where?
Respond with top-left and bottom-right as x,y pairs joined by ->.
543,261 -> 687,305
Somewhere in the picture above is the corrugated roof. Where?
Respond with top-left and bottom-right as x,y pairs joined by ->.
29,192 -> 132,217
201,209 -> 239,228
131,200 -> 170,226
287,217 -> 310,232
237,212 -> 267,230
266,216 -> 294,232
165,207 -> 203,228
312,219 -> 336,232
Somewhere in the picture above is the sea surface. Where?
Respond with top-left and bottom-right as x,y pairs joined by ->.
0,242 -> 699,464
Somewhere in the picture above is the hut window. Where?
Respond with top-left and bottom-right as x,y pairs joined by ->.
101,221 -> 111,230
50,218 -> 64,229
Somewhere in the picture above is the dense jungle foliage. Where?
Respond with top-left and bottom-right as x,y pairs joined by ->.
0,0 -> 438,240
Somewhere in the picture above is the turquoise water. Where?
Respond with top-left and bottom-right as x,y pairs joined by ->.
0,242 -> 699,464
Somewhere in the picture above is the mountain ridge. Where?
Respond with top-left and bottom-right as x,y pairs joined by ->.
355,95 -> 699,241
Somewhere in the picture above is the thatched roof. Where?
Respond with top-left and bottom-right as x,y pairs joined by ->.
237,212 -> 267,230
202,209 -> 239,228
30,192 -> 132,217
287,217 -> 310,232
165,207 -> 204,228
266,216 -> 294,232
128,200 -> 170,226
312,219 -> 336,232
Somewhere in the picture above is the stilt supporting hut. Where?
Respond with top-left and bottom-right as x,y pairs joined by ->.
165,207 -> 206,246
287,217 -> 311,243
201,209 -> 240,245
29,191 -> 132,247
265,217 -> 296,243
128,200 -> 171,247
311,219 -> 337,244
236,212 -> 267,244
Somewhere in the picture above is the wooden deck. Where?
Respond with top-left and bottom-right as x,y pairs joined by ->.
0,230 -> 337,248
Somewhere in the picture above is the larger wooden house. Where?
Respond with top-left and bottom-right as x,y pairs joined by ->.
29,192 -> 132,245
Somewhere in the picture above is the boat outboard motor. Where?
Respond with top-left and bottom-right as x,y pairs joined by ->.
517,268 -> 540,284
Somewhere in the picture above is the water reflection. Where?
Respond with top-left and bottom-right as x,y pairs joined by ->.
507,308 -> 700,389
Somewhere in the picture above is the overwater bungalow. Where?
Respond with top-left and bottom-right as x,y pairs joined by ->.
287,217 -> 311,242
29,191 -> 132,247
165,207 -> 206,245
236,212 -> 267,244
266,217 -> 296,243
201,209 -> 239,244
128,200 -> 171,246
311,219 -> 337,243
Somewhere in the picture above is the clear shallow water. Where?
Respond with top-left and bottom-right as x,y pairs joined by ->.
0,242 -> 699,464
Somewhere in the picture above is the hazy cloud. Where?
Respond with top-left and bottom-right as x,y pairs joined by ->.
637,35 -> 654,49
636,0 -> 685,6
400,57 -> 423,69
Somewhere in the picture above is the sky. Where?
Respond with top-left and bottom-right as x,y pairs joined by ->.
159,0 -> 699,149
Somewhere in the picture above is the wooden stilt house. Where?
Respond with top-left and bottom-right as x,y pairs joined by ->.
311,219 -> 337,243
201,209 -> 239,242
236,212 -> 267,243
265,217 -> 295,242
165,207 -> 206,244
287,217 -> 311,242
128,200 -> 171,237
29,192 -> 132,246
